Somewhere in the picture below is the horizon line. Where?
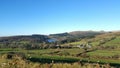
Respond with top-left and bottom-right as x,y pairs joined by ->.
0,30 -> 120,37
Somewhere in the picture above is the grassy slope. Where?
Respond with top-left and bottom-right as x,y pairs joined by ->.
64,32 -> 120,46
60,32 -> 120,65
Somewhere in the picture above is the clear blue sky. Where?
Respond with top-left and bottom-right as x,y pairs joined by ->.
0,0 -> 120,36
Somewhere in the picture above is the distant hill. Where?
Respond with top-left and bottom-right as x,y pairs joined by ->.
0,31 -> 106,43
0,34 -> 49,44
49,31 -> 105,42
0,31 -> 109,49
69,31 -> 105,37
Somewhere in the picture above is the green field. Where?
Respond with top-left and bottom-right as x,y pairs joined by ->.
0,48 -> 120,67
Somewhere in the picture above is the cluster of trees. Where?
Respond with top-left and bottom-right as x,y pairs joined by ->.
0,41 -> 70,49
0,42 -> 53,49
0,35 -> 51,49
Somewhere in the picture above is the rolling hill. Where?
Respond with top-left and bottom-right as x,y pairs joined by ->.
65,31 -> 120,49
1,30 -> 120,49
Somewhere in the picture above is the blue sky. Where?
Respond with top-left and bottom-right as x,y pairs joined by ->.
0,0 -> 120,36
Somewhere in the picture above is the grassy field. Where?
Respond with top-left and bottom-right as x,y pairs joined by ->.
0,48 -> 120,67
0,55 -> 112,68
87,50 -> 120,57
